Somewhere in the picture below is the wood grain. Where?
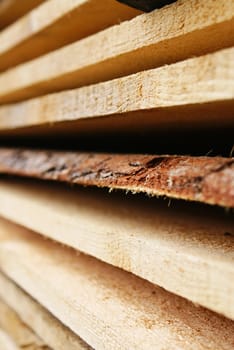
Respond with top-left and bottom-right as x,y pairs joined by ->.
0,0 -> 140,72
0,179 -> 233,319
0,273 -> 91,350
0,298 -> 51,350
0,217 -> 234,350
0,0 -> 44,30
0,148 -> 233,207
0,329 -> 18,350
0,47 -> 233,138
0,0 -> 233,102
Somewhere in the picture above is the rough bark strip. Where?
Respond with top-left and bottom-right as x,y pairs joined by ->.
0,148 -> 233,207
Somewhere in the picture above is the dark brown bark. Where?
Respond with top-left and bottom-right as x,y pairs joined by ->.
117,0 -> 176,12
0,148 -> 233,207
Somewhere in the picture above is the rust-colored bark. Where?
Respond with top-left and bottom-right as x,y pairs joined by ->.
0,148 -> 233,207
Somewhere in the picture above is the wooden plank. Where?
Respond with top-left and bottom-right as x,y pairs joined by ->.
0,218 -> 234,350
0,48 -> 233,136
0,329 -> 18,350
0,0 -> 44,30
0,0 -> 140,72
0,179 -> 233,319
0,148 -> 233,207
0,274 -> 91,350
0,0 -> 233,102
0,298 -> 51,350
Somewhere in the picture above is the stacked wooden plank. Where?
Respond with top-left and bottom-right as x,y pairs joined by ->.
0,0 -> 233,349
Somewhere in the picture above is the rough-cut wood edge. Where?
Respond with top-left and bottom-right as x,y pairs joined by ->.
0,179 -> 233,320
0,148 -> 233,207
0,48 -> 233,134
0,273 -> 91,350
0,0 -> 233,102
0,0 -> 140,72
0,0 -> 44,30
0,218 -> 234,350
0,297 -> 51,349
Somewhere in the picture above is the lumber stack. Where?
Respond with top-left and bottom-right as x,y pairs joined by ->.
0,0 -> 233,349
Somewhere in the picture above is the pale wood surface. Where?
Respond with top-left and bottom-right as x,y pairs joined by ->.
0,217 -> 234,350
0,0 -> 233,102
0,329 -> 18,350
0,179 -> 233,320
0,47 -> 233,137
0,273 -> 91,350
0,297 -> 51,349
0,0 -> 140,72
0,0 -> 44,30
0,273 -> 90,350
